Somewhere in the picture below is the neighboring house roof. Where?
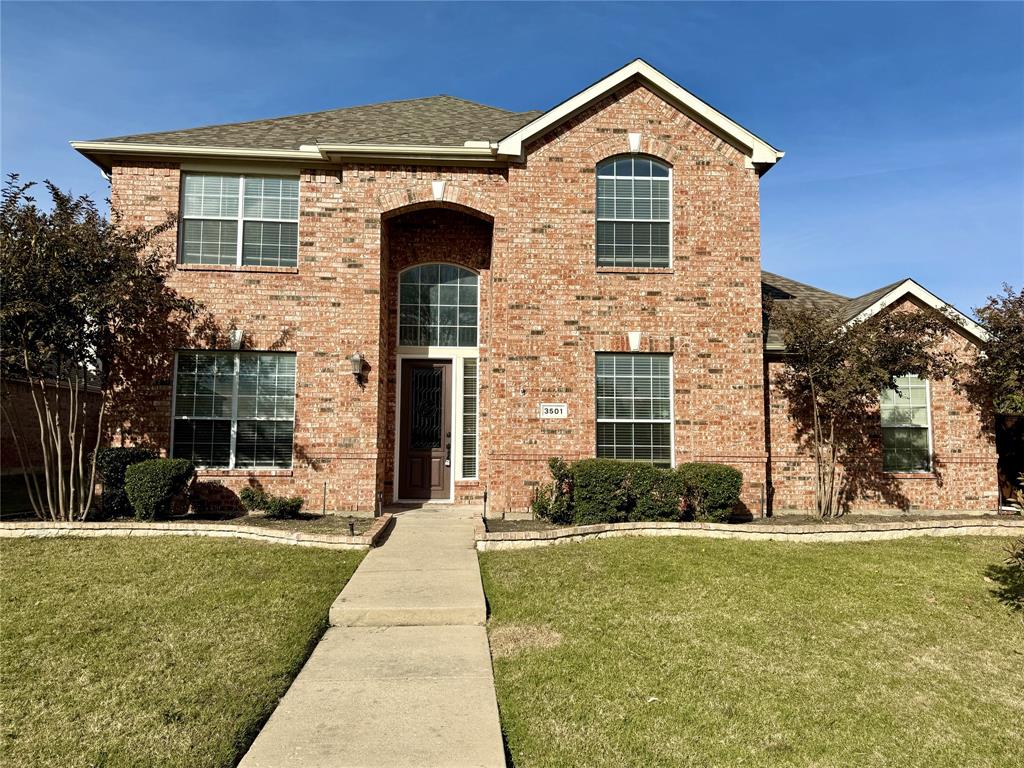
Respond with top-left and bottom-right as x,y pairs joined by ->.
762,273 -> 988,352
70,59 -> 782,172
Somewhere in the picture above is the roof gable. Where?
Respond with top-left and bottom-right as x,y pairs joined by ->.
72,59 -> 781,171
762,273 -> 989,352
496,59 -> 783,172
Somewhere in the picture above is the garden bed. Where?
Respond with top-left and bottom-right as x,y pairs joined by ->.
480,536 -> 1024,767
477,515 -> 1024,550
1,537 -> 364,767
0,513 -> 392,550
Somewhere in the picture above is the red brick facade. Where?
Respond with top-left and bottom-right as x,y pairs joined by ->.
766,300 -> 999,513
105,82 -> 997,516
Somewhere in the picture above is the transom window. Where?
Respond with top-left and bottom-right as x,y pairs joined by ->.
880,375 -> 932,472
596,156 -> 671,268
180,174 -> 299,267
399,264 -> 479,347
172,351 -> 296,469
596,353 -> 672,466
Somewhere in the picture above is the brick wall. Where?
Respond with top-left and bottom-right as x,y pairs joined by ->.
765,302 -> 998,513
105,82 -> 776,515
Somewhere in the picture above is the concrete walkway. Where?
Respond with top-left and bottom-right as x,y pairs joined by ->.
239,506 -> 506,768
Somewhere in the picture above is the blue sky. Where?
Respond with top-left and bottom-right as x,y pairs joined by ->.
2,1 -> 1021,313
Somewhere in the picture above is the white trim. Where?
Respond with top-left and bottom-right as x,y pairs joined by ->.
393,355 -> 459,504
847,279 -> 990,343
496,59 -> 783,168
595,155 -> 673,269
311,143 -> 499,162
594,352 -> 675,468
396,262 -> 481,351
71,141 -> 323,168
170,350 -> 297,470
880,375 -> 934,474
178,171 -> 300,268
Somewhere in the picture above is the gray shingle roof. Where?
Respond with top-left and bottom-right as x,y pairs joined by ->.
94,95 -> 543,150
761,272 -> 910,351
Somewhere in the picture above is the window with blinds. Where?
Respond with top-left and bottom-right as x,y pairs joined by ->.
462,358 -> 478,479
172,351 -> 296,469
880,374 -> 931,472
596,353 -> 672,466
596,156 -> 671,268
180,174 -> 299,267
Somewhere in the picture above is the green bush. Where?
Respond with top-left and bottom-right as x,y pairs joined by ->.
239,486 -> 302,519
123,459 -> 195,521
571,459 -> 634,524
530,483 -> 553,519
546,457 -> 574,524
627,463 -> 684,521
536,458 -> 684,525
94,447 -> 157,519
264,495 -> 304,519
239,486 -> 269,512
677,462 -> 743,522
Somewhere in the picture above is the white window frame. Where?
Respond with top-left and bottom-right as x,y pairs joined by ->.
393,263 -> 482,500
880,375 -> 934,473
595,155 -> 673,269
170,350 -> 297,470
178,173 -> 300,267
594,353 -> 675,467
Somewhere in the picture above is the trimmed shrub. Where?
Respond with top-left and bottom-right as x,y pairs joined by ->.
628,463 -> 685,522
571,459 -> 634,525
94,447 -> 156,519
239,486 -> 303,518
123,459 -> 195,521
677,462 -> 743,522
530,483 -> 553,519
264,495 -> 304,519
546,457 -> 574,524
239,486 -> 269,512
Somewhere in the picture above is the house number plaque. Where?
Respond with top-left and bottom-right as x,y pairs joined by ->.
539,403 -> 568,419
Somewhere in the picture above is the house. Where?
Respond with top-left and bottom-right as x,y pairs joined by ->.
71,59 -> 998,516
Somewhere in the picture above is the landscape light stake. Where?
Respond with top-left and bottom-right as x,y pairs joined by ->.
322,481 -> 327,516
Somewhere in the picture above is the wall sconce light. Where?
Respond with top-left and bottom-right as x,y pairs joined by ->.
348,352 -> 365,382
229,329 -> 243,350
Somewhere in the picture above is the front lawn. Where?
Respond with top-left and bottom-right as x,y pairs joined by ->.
0,538 -> 363,767
480,537 -> 1024,768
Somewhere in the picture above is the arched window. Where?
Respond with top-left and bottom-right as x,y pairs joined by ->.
399,263 -> 478,347
596,156 -> 671,268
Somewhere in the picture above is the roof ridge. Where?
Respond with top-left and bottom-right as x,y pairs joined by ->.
434,93 -> 540,116
94,94 -> 533,144
761,270 -> 851,301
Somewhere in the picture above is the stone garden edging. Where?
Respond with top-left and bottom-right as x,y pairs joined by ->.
474,517 -> 1024,551
0,513 -> 394,551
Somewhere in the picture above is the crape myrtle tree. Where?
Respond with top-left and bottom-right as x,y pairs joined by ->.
771,300 -> 955,518
957,285 -> 1024,506
0,175 -> 207,520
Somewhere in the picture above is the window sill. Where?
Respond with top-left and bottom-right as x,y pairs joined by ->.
195,468 -> 294,478
884,471 -> 937,480
176,263 -> 299,274
596,266 -> 674,275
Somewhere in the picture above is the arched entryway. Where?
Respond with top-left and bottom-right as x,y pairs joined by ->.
378,205 -> 492,503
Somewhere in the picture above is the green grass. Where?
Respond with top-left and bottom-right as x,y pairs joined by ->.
0,538 -> 363,768
480,537 -> 1024,768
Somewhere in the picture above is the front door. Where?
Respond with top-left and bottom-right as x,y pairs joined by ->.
399,359 -> 452,500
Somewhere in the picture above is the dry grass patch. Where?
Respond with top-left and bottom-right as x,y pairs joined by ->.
488,624 -> 563,660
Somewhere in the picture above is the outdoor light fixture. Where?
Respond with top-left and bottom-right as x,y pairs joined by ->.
348,352 -> 365,382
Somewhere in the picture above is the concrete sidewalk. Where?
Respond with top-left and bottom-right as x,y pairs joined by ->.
239,506 -> 506,768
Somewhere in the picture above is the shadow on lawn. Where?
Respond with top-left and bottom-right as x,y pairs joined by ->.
985,540 -> 1024,612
